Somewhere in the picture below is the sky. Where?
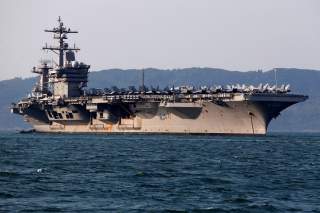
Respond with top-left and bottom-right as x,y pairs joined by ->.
0,0 -> 319,80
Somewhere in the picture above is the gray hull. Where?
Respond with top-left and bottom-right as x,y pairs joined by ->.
17,94 -> 306,135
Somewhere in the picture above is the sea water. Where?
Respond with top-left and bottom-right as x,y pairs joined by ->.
0,132 -> 319,212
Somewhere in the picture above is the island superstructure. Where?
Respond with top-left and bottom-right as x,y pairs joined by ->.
11,18 -> 308,135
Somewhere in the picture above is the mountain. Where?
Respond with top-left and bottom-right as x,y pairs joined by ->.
1,68 -> 319,132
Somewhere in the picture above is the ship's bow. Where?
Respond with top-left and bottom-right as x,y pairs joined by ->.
245,93 -> 308,134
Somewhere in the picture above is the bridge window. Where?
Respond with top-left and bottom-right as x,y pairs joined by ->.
52,111 -> 58,119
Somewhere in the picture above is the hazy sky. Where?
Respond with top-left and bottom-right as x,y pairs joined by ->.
0,0 -> 319,80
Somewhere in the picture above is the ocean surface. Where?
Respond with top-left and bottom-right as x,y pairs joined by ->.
0,132 -> 319,212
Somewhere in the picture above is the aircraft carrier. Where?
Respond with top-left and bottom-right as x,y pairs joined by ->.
11,18 -> 308,135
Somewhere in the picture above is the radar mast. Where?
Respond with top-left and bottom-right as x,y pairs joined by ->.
43,16 -> 80,68
41,17 -> 90,98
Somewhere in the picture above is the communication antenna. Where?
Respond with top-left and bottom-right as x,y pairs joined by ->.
274,68 -> 278,87
43,16 -> 79,67
141,69 -> 145,92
